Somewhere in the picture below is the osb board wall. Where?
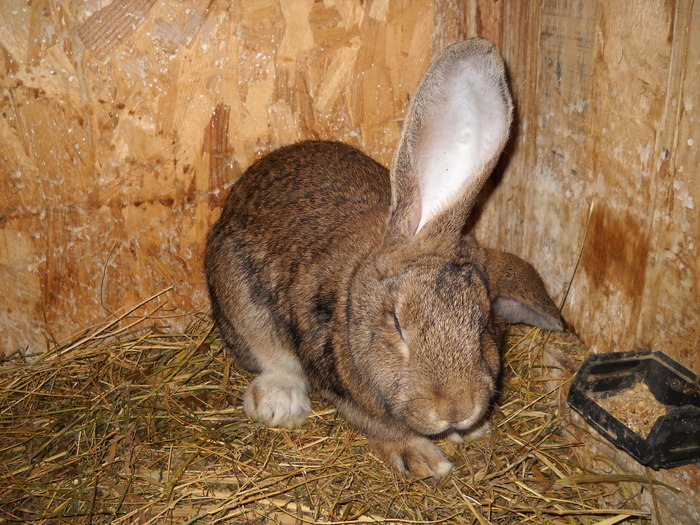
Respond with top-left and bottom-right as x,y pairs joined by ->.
1,0 -> 697,373
474,0 -> 699,372
0,0 -> 500,353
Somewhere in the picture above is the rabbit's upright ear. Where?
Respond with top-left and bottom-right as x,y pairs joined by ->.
485,249 -> 564,332
387,38 -> 513,241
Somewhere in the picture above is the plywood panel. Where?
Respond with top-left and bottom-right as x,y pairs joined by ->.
1,0 -> 475,353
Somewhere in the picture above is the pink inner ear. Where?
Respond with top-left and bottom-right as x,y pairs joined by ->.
414,59 -> 509,233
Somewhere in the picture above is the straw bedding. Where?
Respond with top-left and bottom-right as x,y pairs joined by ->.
1,296 -> 655,524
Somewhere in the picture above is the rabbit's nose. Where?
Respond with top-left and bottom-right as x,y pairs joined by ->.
435,390 -> 474,424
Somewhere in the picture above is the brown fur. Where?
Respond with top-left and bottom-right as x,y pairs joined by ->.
205,39 -> 563,477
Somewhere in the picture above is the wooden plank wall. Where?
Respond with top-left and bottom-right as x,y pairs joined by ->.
1,0 -> 697,375
475,0 -> 699,372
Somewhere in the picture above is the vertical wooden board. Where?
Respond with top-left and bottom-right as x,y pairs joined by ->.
526,0 -> 596,288
476,0 -> 598,301
573,0 -> 679,354
474,0 -> 698,370
471,0 -> 537,257
636,0 -> 699,371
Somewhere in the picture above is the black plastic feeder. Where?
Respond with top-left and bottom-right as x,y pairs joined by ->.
567,350 -> 700,469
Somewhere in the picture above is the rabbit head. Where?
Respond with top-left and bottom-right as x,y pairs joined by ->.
345,248 -> 500,437
336,39 -> 557,439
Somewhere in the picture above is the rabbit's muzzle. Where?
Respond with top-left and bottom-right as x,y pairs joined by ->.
394,380 -> 494,436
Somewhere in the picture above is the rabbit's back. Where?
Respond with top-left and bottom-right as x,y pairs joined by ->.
205,141 -> 391,375
211,140 -> 389,258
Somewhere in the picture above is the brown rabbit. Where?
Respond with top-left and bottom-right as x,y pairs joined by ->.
205,38 -> 563,478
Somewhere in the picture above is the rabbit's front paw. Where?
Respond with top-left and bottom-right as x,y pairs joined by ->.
370,436 -> 453,478
448,419 -> 492,444
243,373 -> 311,428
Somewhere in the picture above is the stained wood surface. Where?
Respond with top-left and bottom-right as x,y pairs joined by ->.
1,0 -> 697,375
476,0 -> 699,372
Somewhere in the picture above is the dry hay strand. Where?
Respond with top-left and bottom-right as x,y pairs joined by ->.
1,300 -> 658,524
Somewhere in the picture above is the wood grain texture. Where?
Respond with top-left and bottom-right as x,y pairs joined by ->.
1,0 -> 697,377
474,0 -> 699,373
0,0 -> 465,352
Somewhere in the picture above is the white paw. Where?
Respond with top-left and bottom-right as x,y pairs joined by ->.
447,431 -> 464,444
450,420 -> 491,443
243,373 -> 311,428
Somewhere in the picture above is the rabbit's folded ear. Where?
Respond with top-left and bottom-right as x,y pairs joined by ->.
387,38 -> 513,241
485,249 -> 564,331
